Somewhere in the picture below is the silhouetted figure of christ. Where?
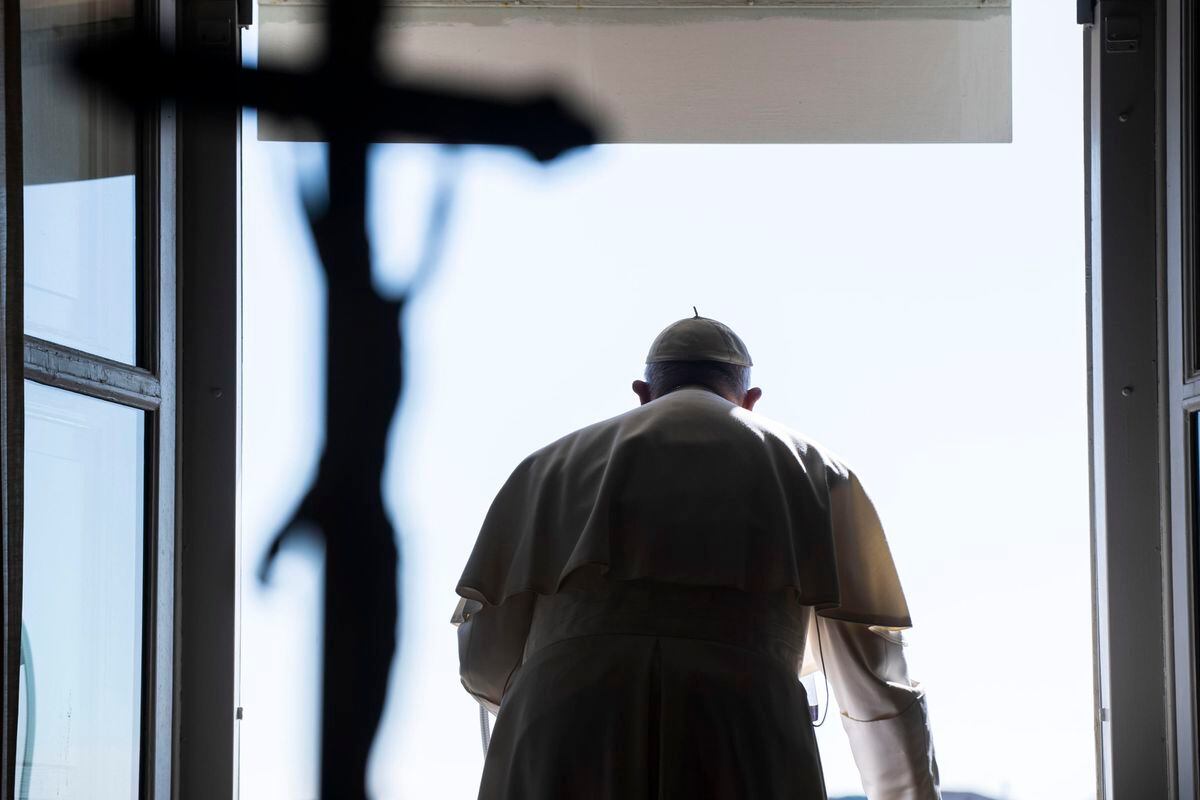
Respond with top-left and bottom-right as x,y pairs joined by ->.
259,155 -> 403,796
452,315 -> 941,800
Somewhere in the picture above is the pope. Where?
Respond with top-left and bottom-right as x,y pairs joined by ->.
452,313 -> 941,799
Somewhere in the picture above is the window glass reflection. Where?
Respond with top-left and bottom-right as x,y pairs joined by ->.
21,0 -> 137,363
18,382 -> 144,800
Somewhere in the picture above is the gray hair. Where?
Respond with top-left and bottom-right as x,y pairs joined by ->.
644,360 -> 750,400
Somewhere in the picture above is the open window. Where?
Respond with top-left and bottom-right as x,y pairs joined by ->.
1,0 -> 1196,798
244,4 -> 1102,799
1,0 -> 239,798
5,0 -> 176,796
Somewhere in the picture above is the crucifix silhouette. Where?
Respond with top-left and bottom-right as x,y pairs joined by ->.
78,4 -> 597,797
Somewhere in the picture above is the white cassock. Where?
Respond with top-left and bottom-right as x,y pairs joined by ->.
452,387 -> 941,799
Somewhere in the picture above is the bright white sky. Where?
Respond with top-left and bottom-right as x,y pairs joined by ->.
238,5 -> 1093,799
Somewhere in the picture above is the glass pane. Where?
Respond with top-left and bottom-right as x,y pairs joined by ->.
18,381 -> 144,800
21,0 -> 137,363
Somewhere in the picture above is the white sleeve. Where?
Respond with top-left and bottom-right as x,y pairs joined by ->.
451,592 -> 535,714
812,615 -> 941,800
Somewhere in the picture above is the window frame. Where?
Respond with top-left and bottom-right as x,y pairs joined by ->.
1165,0 -> 1199,794
0,0 -> 181,797
0,0 -> 241,794
174,0 -> 242,796
0,0 -> 26,794
1085,0 -> 1198,797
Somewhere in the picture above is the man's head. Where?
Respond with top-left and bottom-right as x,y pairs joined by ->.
632,313 -> 763,410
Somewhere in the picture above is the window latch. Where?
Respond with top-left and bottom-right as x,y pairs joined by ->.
1104,14 -> 1141,54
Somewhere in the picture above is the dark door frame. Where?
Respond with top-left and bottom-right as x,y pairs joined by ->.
1084,0 -> 1197,796
175,1 -> 241,797
0,0 -> 24,795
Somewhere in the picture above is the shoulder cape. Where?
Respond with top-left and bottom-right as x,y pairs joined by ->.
456,388 -> 911,629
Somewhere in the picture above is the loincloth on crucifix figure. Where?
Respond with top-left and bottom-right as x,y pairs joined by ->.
452,314 -> 942,800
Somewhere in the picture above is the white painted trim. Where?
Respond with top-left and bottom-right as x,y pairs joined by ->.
261,0 -> 1005,7
260,3 -> 1011,143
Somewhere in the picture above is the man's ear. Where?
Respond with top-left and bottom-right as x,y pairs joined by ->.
742,387 -> 763,411
632,380 -> 653,406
